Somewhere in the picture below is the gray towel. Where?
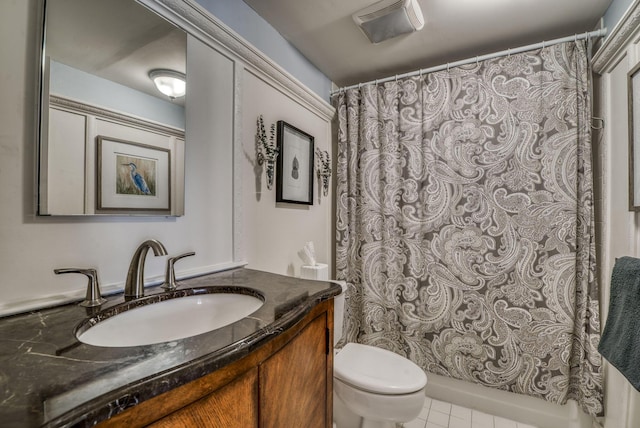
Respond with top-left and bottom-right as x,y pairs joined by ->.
598,256 -> 640,391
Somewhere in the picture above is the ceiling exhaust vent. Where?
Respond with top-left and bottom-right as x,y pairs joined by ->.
353,0 -> 424,44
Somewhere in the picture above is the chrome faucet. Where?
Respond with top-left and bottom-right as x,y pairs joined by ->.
124,239 -> 168,298
54,268 -> 107,307
162,251 -> 196,291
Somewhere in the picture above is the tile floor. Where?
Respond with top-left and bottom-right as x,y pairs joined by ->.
403,397 -> 538,428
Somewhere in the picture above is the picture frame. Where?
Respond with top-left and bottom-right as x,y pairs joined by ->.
97,136 -> 171,213
629,62 -> 640,210
276,121 -> 314,205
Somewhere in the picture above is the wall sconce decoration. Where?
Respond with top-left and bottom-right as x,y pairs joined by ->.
315,149 -> 331,197
256,115 -> 279,190
149,69 -> 186,99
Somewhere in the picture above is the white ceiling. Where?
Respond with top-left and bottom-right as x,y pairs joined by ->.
242,0 -> 613,87
46,0 -> 186,104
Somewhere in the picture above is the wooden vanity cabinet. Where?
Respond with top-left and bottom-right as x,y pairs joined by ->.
149,368 -> 259,428
260,310 -> 328,428
99,299 -> 333,428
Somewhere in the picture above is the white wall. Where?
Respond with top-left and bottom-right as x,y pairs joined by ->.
0,0 -> 334,316
603,0 -> 635,37
194,0 -> 332,101
241,70 -> 333,277
50,60 -> 185,130
592,1 -> 640,425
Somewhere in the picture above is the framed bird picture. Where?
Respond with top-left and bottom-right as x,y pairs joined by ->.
275,121 -> 314,205
96,136 -> 171,213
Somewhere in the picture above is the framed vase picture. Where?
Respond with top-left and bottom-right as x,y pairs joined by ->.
97,136 -> 171,213
276,121 -> 314,205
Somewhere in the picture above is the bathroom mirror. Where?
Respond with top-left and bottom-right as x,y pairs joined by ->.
38,0 -> 187,216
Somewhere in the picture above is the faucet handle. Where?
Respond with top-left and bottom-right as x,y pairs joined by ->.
54,268 -> 107,307
162,252 -> 196,291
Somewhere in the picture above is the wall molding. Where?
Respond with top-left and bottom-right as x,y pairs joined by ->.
141,0 -> 335,121
593,0 -> 640,73
49,95 -> 186,138
232,62 -> 245,263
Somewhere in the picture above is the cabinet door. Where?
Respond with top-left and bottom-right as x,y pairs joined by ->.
149,367 -> 258,428
259,313 -> 328,428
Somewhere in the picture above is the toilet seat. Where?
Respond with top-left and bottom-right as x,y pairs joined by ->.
334,343 -> 427,395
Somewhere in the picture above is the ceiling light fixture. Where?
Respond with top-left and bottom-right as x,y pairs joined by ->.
353,0 -> 425,44
149,69 -> 186,99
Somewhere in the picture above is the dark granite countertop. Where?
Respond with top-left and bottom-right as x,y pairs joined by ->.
0,268 -> 340,428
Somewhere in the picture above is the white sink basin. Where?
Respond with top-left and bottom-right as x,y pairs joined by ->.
77,292 -> 264,347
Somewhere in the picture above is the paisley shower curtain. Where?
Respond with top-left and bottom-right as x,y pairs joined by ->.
334,41 -> 603,416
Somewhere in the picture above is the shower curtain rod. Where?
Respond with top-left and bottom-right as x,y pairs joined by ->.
330,28 -> 607,96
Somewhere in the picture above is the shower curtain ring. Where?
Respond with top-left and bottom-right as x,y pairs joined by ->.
507,48 -> 511,57
447,63 -> 450,71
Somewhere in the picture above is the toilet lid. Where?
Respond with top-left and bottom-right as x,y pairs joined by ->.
334,343 -> 427,395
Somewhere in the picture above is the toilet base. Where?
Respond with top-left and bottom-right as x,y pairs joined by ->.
359,420 -> 403,428
334,415 -> 403,428
334,390 -> 362,428
334,377 -> 425,427
334,389 -> 419,428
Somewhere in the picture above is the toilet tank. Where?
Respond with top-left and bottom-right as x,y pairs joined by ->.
333,281 -> 348,346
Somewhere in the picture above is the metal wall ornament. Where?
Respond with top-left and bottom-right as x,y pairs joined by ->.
256,115 -> 279,190
315,149 -> 331,197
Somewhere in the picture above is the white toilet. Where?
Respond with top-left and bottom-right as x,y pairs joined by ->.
332,282 -> 428,428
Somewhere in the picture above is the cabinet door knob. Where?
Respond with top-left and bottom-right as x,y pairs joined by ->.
54,268 -> 107,307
